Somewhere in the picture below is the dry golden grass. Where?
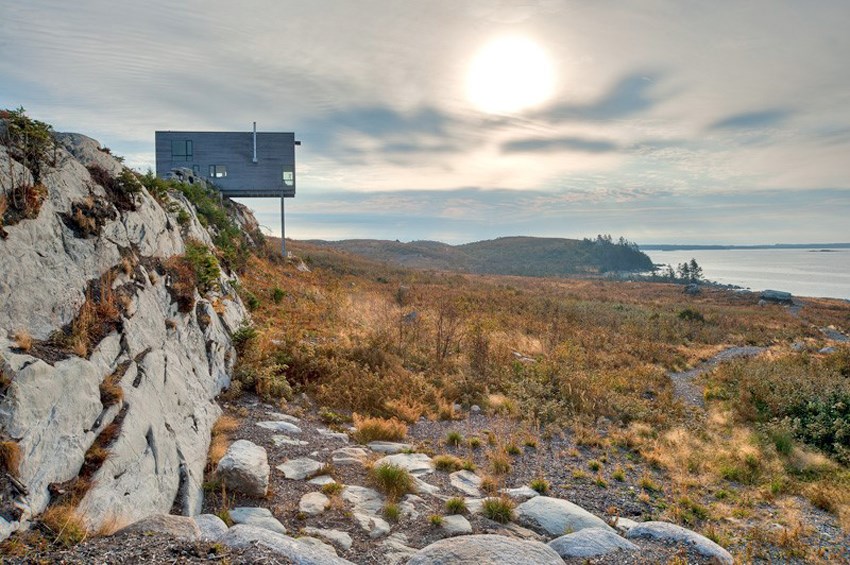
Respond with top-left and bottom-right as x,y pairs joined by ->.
385,398 -> 426,423
40,504 -> 87,546
99,376 -> 124,407
11,330 -> 32,352
352,414 -> 407,443
208,415 -> 240,469
0,440 -> 22,476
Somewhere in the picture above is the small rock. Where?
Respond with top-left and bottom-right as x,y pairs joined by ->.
265,411 -> 301,423
374,453 -> 434,476
228,507 -> 287,535
407,534 -> 563,564
256,420 -> 303,434
516,496 -> 613,538
316,427 -> 349,442
118,514 -> 200,541
452,403 -> 462,412
219,524 -> 353,564
441,514 -> 472,536
820,346 -> 836,354
450,470 -> 482,497
548,527 -> 639,558
302,527 -> 353,552
465,498 -> 484,514
367,441 -> 411,454
308,475 -> 337,486
215,439 -> 270,497
626,521 -> 733,565
194,514 -> 228,542
500,485 -> 539,502
470,405 -> 481,413
613,517 -> 639,534
342,485 -> 385,515
332,447 -> 369,466
300,492 -> 330,516
352,511 -> 391,538
277,457 -> 324,480
683,283 -> 701,295
272,435 -> 309,447
413,476 -> 440,495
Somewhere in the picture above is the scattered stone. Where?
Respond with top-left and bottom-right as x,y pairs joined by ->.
791,341 -> 806,352
215,439 -> 270,497
308,475 -> 337,486
413,476 -> 440,495
300,492 -> 331,516
352,511 -> 391,538
449,470 -> 482,497
399,494 -> 425,519
228,507 -> 287,535
302,527 -> 353,552
500,485 -> 539,502
683,283 -> 701,295
516,496 -> 613,538
273,435 -> 309,447
278,457 -> 324,480
342,485 -> 385,515
452,403 -> 462,412
820,346 -> 836,354
441,514 -> 472,536
548,527 -> 639,558
381,533 -> 419,565
298,536 -> 339,556
407,534 -> 563,564
194,514 -> 228,542
470,405 -> 481,413
367,441 -> 411,454
465,498 -> 484,514
317,427 -> 349,442
220,524 -> 354,564
822,326 -> 850,342
117,514 -> 200,541
257,420 -> 303,434
265,411 -> 301,423
626,521 -> 733,564
374,453 -> 434,476
332,446 -> 369,466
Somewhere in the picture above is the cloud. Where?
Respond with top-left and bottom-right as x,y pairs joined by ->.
536,72 -> 663,122
709,109 -> 791,130
502,136 -> 619,153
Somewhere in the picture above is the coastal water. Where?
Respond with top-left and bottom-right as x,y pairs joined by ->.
644,248 -> 850,300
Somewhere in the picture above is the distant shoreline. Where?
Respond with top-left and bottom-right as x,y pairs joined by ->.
640,243 -> 850,251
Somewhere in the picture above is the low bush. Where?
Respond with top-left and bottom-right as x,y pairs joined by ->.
352,414 -> 407,444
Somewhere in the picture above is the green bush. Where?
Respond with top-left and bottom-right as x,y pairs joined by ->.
184,241 -> 221,293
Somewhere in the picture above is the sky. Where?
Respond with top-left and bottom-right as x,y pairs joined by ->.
2,0 -> 849,245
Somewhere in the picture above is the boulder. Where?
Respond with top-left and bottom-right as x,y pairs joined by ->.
228,507 -> 287,535
441,514 -> 472,536
300,492 -> 331,516
194,514 -> 229,542
216,439 -> 270,497
406,534 -> 563,564
220,524 -> 354,564
302,527 -> 353,552
548,527 -> 639,558
515,496 -> 613,538
626,521 -> 733,564
278,457 -> 324,480
374,453 -> 434,476
117,514 -> 200,541
449,470 -> 482,497
760,289 -> 792,303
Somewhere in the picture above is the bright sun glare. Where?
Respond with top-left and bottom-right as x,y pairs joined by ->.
466,36 -> 556,114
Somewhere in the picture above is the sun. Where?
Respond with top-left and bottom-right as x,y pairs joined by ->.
466,36 -> 556,114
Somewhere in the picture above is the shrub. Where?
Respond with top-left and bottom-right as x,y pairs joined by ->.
588,459 -> 602,471
612,466 -> 626,482
505,443 -> 522,456
482,497 -> 515,523
231,324 -> 257,353
385,398 -> 426,423
352,414 -> 407,444
529,477 -> 550,494
446,431 -> 463,447
369,463 -> 414,501
1,107 -> 54,185
185,241 -> 221,293
678,308 -> 705,322
445,497 -> 467,514
433,454 -> 464,472
468,436 -> 482,449
244,291 -> 260,311
272,287 -> 286,303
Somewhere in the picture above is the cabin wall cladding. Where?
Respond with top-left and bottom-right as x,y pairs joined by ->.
0,131 -> 248,541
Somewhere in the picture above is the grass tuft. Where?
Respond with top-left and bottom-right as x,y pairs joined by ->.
352,414 -> 407,444
369,462 -> 414,501
482,497 -> 515,523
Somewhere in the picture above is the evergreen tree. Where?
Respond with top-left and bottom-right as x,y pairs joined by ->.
688,258 -> 703,282
677,262 -> 691,281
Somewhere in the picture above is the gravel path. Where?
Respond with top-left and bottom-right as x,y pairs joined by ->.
668,346 -> 765,407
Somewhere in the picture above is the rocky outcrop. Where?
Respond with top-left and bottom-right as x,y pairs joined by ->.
548,527 -> 639,558
625,521 -> 733,564
0,131 -> 249,540
406,534 -> 563,564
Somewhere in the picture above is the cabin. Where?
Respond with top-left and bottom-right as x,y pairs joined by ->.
155,125 -> 299,253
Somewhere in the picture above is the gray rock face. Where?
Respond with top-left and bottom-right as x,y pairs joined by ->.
382,533 -> 419,565
0,137 -> 248,538
406,534 -> 563,564
220,524 -> 354,564
229,507 -> 287,535
515,496 -> 613,538
441,514 -> 472,536
626,521 -> 733,564
117,514 -> 200,541
278,457 -> 324,480
194,514 -> 229,542
449,470 -> 482,497
548,527 -> 639,558
300,492 -> 331,516
216,440 -> 270,497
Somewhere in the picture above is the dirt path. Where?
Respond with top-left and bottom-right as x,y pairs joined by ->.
669,346 -> 765,407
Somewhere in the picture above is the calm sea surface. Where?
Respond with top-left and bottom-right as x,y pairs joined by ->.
644,248 -> 850,300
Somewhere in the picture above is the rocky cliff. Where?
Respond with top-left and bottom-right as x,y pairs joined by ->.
0,124 -> 249,540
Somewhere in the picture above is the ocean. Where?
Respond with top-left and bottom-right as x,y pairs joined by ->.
643,248 -> 850,301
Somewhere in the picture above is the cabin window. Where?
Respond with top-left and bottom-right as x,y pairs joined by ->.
209,165 -> 227,178
171,140 -> 193,160
282,170 -> 294,186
